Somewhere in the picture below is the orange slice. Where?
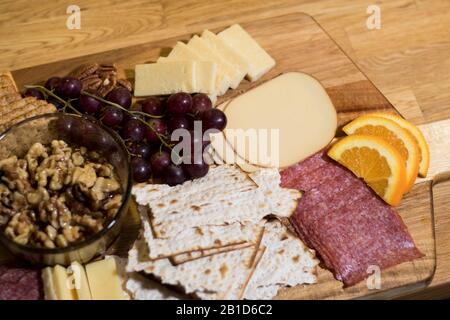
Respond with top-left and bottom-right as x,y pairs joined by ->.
342,115 -> 420,192
368,112 -> 430,178
328,135 -> 407,206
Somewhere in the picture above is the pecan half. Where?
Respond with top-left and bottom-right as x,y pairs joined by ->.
70,63 -> 99,79
117,79 -> 133,92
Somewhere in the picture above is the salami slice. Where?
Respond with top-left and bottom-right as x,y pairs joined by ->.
0,265 -> 43,300
281,150 -> 423,287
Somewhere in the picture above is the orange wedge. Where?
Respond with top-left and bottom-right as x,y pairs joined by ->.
368,112 -> 430,178
328,135 -> 407,206
342,115 -> 420,192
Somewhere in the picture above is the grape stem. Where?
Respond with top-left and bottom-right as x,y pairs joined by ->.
80,90 -> 173,149
24,84 -> 173,150
24,85 -> 81,115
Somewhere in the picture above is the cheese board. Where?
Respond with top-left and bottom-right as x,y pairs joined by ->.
0,12 -> 437,300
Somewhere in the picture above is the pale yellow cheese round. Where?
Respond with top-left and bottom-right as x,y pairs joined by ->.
223,72 -> 337,168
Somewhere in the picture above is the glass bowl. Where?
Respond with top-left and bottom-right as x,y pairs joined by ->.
0,113 -> 132,266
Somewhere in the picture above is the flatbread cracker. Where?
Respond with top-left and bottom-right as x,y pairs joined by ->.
127,237 -> 263,300
169,242 -> 253,265
138,204 -> 261,259
244,220 -> 319,300
132,166 -> 300,238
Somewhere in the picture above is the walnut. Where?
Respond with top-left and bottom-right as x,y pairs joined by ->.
71,164 -> 97,188
90,177 -> 120,201
71,152 -> 85,166
27,187 -> 50,206
0,139 -> 122,248
26,142 -> 48,173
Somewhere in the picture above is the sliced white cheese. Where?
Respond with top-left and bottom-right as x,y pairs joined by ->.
53,265 -> 77,300
85,258 -> 127,300
42,267 -> 57,300
134,61 -> 196,96
158,46 -> 217,96
187,36 -> 235,95
70,261 -> 92,300
201,30 -> 249,88
195,61 -> 217,96
218,24 -> 275,81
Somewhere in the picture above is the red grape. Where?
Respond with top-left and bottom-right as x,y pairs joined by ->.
163,164 -> 187,186
192,93 -> 212,115
131,157 -> 152,183
150,151 -> 171,177
55,115 -> 75,138
168,115 -> 192,133
45,77 -> 61,91
24,88 -> 44,100
106,87 -> 132,109
183,161 -> 209,179
101,106 -> 124,127
141,97 -> 165,116
57,77 -> 82,99
130,144 -> 152,160
167,92 -> 192,114
201,109 -> 227,131
79,94 -> 102,114
122,118 -> 145,142
144,119 -> 168,144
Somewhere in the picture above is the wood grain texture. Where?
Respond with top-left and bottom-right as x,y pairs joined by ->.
9,13 -> 436,300
1,0 -> 450,299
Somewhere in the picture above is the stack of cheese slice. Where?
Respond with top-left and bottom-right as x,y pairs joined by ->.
126,165 -> 319,300
42,257 -> 128,300
134,24 -> 276,103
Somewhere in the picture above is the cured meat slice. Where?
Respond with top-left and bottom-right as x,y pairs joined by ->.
0,265 -> 43,300
281,150 -> 423,287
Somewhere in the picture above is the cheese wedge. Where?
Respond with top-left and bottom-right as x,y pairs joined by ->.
222,72 -> 337,168
218,24 -> 275,81
70,262 -> 92,300
187,36 -> 236,95
134,61 -> 196,96
53,265 -> 77,300
42,267 -> 58,300
85,258 -> 127,300
201,30 -> 249,87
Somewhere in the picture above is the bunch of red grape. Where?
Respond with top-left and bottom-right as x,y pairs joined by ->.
27,76 -> 227,186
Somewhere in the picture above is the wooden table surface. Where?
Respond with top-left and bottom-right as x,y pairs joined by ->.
1,0 -> 449,299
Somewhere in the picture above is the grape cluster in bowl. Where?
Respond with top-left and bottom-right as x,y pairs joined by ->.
24,76 -> 227,186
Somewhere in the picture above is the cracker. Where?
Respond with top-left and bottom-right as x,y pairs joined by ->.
112,252 -> 182,300
0,72 -> 18,91
169,242 -> 253,265
243,220 -> 319,300
0,99 -> 56,132
127,237 -> 262,300
137,204 -> 261,259
132,166 -> 300,238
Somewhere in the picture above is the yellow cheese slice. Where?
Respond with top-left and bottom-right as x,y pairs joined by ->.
42,267 -> 58,300
187,36 -> 235,95
218,24 -> 275,82
85,258 -> 127,300
201,30 -> 249,89
134,61 -> 196,96
223,72 -> 337,168
53,265 -> 77,300
70,261 -> 92,300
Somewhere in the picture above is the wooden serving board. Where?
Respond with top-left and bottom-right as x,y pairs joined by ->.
10,13 -> 436,300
